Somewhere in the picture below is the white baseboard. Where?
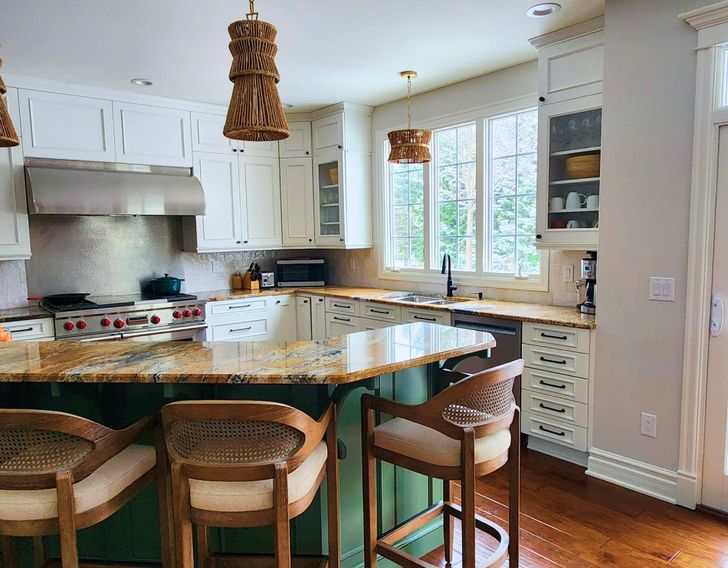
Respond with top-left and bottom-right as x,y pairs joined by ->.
527,436 -> 588,467
676,469 -> 699,509
586,447 -> 678,504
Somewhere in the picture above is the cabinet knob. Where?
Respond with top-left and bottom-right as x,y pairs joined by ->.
339,238 -> 344,242
243,240 -> 248,244
337,145 -> 342,149
539,96 -> 545,102
308,238 -> 312,242
536,234 -> 542,239
232,148 -> 238,152
236,240 -> 241,244
306,151 -> 310,155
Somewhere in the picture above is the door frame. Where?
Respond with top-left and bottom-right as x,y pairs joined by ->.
678,2 -> 728,509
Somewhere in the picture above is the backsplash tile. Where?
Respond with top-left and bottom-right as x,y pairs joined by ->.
0,260 -> 28,308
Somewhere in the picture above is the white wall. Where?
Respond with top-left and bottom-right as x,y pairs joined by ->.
593,0 -> 701,470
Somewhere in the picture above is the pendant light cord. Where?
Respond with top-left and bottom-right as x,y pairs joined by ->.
247,0 -> 259,20
407,76 -> 412,130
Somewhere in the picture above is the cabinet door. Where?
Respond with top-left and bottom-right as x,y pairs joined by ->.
18,89 -> 115,161
191,153 -> 242,251
311,296 -> 326,340
314,152 -> 345,246
0,89 -> 31,259
296,296 -> 313,340
325,313 -> 360,338
191,112 -> 236,154
270,296 -> 296,341
538,31 -> 604,104
312,113 -> 343,153
242,140 -> 279,158
113,102 -> 192,166
280,121 -> 312,158
239,155 -> 282,248
281,157 -> 315,246
535,95 -> 601,251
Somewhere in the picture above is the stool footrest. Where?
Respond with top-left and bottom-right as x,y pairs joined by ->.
380,502 -> 444,545
377,542 -> 440,568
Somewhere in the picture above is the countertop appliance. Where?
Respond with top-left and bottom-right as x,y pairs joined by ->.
41,293 -> 206,342
276,258 -> 327,287
260,272 -> 275,288
577,251 -> 597,315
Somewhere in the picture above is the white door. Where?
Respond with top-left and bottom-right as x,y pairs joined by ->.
296,296 -> 313,340
703,126 -> 728,512
312,113 -> 343,153
239,155 -> 282,248
311,296 -> 326,340
192,153 -> 242,251
281,157 -> 315,246
191,112 -> 236,154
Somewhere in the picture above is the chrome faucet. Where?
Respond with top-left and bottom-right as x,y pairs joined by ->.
441,254 -> 458,297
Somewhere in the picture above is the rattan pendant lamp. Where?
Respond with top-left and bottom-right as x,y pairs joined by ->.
223,0 -> 290,142
387,71 -> 431,164
0,55 -> 20,148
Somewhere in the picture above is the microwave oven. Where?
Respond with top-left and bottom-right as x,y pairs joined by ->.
276,258 -> 327,287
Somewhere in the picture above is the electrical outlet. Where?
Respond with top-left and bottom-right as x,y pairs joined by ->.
563,265 -> 574,283
640,412 -> 657,438
649,277 -> 676,302
211,260 -> 225,273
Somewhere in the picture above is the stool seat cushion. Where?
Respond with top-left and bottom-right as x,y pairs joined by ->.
373,418 -> 511,467
189,441 -> 327,513
0,444 -> 156,521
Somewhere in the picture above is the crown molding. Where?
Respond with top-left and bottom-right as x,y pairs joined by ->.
680,1 -> 728,30
529,16 -> 604,49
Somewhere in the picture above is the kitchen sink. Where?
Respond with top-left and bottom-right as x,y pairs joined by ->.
397,295 -> 463,305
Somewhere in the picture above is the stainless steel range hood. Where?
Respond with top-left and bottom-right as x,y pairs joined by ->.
24,158 -> 206,216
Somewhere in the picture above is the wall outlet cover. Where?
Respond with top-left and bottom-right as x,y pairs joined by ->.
563,265 -> 574,283
640,412 -> 657,438
649,277 -> 676,302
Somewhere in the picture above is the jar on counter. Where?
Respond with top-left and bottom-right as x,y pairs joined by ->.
232,272 -> 243,290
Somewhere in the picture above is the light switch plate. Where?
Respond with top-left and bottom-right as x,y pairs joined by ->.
649,277 -> 676,302
563,265 -> 574,283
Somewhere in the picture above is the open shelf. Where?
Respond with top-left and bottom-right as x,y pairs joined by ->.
550,177 -> 600,186
549,208 -> 600,214
550,146 -> 601,157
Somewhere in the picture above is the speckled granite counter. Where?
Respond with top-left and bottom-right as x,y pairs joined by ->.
0,322 -> 495,384
199,286 -> 596,329
0,305 -> 49,324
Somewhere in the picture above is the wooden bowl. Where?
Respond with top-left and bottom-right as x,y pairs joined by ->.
566,154 -> 600,179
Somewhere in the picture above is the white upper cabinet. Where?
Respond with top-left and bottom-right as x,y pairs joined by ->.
113,102 -> 192,166
239,155 -> 282,248
279,121 -> 312,158
312,114 -> 343,154
281,157 -> 315,247
191,112 -> 236,154
0,88 -> 31,259
242,140 -> 279,158
183,153 -> 242,252
18,90 -> 115,161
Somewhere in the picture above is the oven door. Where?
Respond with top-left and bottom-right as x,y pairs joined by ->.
121,324 -> 207,342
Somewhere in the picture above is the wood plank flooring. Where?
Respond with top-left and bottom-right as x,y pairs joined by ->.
420,448 -> 728,567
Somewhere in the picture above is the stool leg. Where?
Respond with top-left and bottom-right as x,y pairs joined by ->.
155,431 -> 175,568
171,463 -> 194,568
1,536 -> 19,568
325,412 -> 340,568
56,472 -> 79,568
273,463 -> 291,568
508,409 -> 520,567
362,401 -> 377,568
461,431 -> 476,568
443,481 -> 455,565
32,536 -> 46,568
196,525 -> 209,568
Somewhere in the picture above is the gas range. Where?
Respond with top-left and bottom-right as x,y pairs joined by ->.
42,294 -> 206,342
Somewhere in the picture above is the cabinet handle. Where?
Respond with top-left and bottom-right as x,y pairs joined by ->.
337,144 -> 342,149
538,425 -> 565,436
539,402 -> 566,413
541,332 -> 568,340
540,356 -> 567,365
369,308 -> 390,314
333,303 -> 350,309
230,326 -> 252,333
536,234 -> 543,239
539,379 -> 566,390
228,304 -> 252,309
413,315 -> 436,322
9,327 -> 34,333
333,316 -> 350,322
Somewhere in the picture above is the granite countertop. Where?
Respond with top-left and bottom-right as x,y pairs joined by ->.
200,286 -> 596,329
0,322 -> 495,384
0,305 -> 50,325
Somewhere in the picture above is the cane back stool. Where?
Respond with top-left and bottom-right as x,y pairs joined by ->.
361,359 -> 524,568
160,400 -> 340,568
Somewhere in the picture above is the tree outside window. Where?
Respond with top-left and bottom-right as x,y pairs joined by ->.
389,161 -> 424,269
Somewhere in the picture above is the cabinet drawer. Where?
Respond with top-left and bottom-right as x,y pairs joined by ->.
522,344 -> 589,378
326,297 -> 360,316
523,322 -> 590,353
207,298 -> 268,317
522,411 -> 587,452
360,317 -> 399,331
522,389 -> 587,428
362,302 -> 400,322
523,368 -> 588,403
4,318 -> 54,341
211,317 -> 268,341
403,309 -> 450,325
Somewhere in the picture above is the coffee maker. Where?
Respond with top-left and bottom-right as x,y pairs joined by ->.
576,251 -> 597,315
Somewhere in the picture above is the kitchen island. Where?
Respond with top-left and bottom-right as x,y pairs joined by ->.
0,323 -> 496,568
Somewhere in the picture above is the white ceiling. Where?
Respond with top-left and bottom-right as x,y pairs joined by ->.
0,0 -> 604,111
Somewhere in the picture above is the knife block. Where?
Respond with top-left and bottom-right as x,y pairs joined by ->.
241,272 -> 260,291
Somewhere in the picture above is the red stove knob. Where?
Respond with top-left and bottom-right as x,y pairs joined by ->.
183,309 -> 192,318
192,307 -> 202,316
150,315 -> 161,324
113,319 -> 125,329
172,310 -> 182,319
63,321 -> 75,331
100,317 -> 111,327
76,320 -> 87,330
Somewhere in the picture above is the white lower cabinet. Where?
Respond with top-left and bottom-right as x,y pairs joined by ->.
360,317 -> 398,331
296,296 -> 313,340
4,318 -> 54,341
205,296 -> 294,342
403,308 -> 450,325
311,296 -> 326,340
210,316 -> 269,342
269,296 -> 296,341
325,312 -> 360,338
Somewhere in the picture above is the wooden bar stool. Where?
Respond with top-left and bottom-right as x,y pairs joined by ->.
0,409 -> 173,568
362,359 -> 524,568
160,400 -> 340,568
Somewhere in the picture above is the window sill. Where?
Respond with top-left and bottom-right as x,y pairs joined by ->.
378,268 -> 549,292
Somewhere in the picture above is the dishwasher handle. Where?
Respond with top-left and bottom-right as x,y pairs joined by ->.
454,321 -> 517,336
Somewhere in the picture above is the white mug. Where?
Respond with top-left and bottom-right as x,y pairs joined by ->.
566,219 -> 582,229
565,192 -> 587,210
549,197 -> 565,211
586,194 -> 600,209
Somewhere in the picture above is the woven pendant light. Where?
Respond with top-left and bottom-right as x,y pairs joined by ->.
387,71 -> 431,164
224,0 -> 289,142
0,57 -> 20,148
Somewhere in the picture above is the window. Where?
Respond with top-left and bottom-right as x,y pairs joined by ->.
381,104 -> 546,290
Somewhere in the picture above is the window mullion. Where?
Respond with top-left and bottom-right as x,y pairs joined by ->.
424,160 -> 432,273
476,119 -> 486,276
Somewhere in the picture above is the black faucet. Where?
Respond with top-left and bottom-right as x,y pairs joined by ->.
441,254 -> 458,297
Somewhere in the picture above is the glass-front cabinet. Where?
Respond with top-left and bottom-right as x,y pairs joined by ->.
314,152 -> 345,246
535,93 -> 602,250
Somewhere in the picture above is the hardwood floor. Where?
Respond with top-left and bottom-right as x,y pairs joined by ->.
420,448 -> 728,567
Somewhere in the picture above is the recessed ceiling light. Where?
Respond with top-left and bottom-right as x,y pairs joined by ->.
527,3 -> 561,17
130,78 -> 153,86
